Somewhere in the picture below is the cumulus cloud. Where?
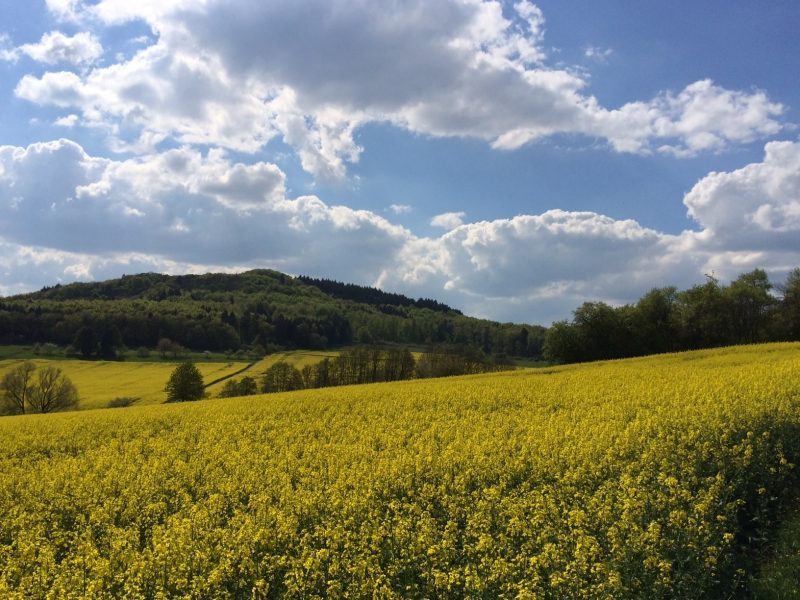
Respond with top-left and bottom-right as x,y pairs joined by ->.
12,0 -> 783,182
14,31 -> 103,65
4,137 -> 798,322
431,212 -> 466,230
0,139 -> 410,286
683,140 -> 800,252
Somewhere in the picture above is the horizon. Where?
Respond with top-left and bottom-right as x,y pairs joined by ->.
0,1 -> 798,324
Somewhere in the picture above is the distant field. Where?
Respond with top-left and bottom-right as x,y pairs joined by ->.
0,359 -> 247,410
0,350 -> 343,409
203,349 -> 341,395
0,343 -> 799,597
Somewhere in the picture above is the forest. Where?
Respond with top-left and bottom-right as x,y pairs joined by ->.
2,267 -> 799,366
0,270 -> 544,359
544,268 -> 800,363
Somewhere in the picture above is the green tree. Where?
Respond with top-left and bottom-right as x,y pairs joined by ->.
631,287 -> 678,355
73,326 -> 97,358
542,321 -> 582,364
777,268 -> 800,340
675,275 -> 729,348
218,376 -> 259,398
261,362 -> 302,393
725,269 -> 774,343
27,366 -> 79,413
165,361 -> 205,402
99,325 -> 122,359
0,361 -> 37,415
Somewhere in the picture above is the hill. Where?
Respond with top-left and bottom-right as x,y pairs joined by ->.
0,343 -> 798,596
0,270 -> 544,359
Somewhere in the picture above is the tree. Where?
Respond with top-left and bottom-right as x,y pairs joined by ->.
99,325 -> 122,359
725,269 -> 774,343
777,268 -> 800,340
218,375 -> 259,398
165,361 -> 205,402
27,366 -> 78,413
261,361 -> 302,393
542,321 -> 582,364
1,361 -> 36,415
73,326 -> 97,358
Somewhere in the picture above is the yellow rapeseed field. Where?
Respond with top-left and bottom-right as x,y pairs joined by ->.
0,343 -> 799,597
0,359 -> 247,410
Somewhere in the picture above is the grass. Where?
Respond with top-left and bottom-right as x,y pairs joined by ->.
750,502 -> 800,599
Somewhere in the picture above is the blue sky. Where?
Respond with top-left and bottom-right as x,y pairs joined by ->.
0,0 -> 798,324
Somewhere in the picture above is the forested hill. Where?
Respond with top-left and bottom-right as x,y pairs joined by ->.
0,270 -> 544,359
297,276 -> 461,315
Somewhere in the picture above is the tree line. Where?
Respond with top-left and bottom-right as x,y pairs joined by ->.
544,268 -> 800,364
218,346 -> 512,397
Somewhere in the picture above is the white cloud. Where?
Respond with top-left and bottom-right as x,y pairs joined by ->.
14,1 -> 785,182
584,46 -> 613,63
15,41 -> 277,154
389,204 -> 412,215
54,114 -> 79,127
12,31 -> 103,65
5,138 -> 798,322
44,0 -> 84,22
0,139 -> 410,287
430,211 -> 466,229
683,140 -> 800,251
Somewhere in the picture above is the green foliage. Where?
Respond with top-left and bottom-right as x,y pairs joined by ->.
107,397 -> 137,408
73,326 -> 97,358
0,269 -> 543,360
261,361 -> 303,393
218,376 -> 259,398
749,504 -> 800,599
545,268 -> 796,364
165,361 -> 204,402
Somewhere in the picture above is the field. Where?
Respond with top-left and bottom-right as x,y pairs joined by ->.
0,350 -> 345,410
0,359 -> 248,410
0,343 -> 799,597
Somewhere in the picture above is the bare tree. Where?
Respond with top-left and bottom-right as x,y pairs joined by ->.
1,361 -> 36,415
28,366 -> 79,413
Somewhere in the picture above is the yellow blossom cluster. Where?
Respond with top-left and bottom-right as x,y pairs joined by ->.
0,343 -> 798,598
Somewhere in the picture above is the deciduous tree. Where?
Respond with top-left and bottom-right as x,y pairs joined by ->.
0,361 -> 36,415
165,361 -> 204,402
28,366 -> 79,413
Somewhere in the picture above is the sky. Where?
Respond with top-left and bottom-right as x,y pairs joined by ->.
0,0 -> 798,324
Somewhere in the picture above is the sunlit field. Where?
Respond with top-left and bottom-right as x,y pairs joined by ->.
0,359 -> 246,410
0,343 -> 798,597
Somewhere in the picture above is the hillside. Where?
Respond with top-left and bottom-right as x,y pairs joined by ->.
0,343 -> 798,596
0,270 -> 544,359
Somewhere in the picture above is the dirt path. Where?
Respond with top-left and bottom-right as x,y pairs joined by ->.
203,360 -> 258,389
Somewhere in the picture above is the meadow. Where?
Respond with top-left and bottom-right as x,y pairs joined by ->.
0,343 -> 798,597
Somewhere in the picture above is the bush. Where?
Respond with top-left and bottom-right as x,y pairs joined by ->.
107,397 -> 137,408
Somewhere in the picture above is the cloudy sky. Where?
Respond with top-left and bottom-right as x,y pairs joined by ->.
0,1 -> 798,324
